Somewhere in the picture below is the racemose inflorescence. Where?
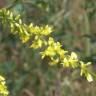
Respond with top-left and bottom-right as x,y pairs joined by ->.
0,9 -> 94,95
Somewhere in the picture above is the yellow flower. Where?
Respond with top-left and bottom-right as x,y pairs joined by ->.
30,36 -> 43,49
30,39 -> 43,49
0,76 -> 9,96
0,76 -> 5,85
41,25 -> 53,36
20,35 -> 30,43
61,52 -> 78,68
49,58 -> 59,65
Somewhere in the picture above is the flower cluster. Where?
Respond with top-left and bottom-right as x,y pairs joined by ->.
41,37 -> 67,65
0,76 -> 9,96
0,9 -> 93,83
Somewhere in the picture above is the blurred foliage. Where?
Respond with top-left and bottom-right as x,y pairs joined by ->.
0,0 -> 96,96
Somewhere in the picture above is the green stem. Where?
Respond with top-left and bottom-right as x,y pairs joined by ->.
83,13 -> 91,56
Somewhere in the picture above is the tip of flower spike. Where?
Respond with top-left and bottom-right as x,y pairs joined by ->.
86,73 -> 93,82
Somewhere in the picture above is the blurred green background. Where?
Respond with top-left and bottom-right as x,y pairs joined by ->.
0,0 -> 96,96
